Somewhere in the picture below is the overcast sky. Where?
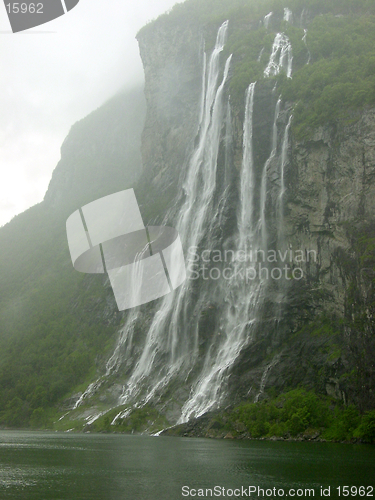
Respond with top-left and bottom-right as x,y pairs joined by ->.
0,0 -> 182,227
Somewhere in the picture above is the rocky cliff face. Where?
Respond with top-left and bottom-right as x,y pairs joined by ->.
134,21 -> 204,223
288,110 -> 375,296
126,8 -> 375,418
225,93 -> 375,412
44,87 -> 146,213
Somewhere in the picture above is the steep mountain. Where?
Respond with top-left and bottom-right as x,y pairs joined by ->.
0,0 -> 374,439
0,87 -> 146,428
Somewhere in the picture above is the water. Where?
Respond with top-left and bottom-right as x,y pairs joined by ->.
178,81 -> 261,422
302,29 -> 311,65
254,354 -> 281,403
112,20 -> 233,420
264,12 -> 273,29
239,82 -> 256,248
259,98 -> 281,251
277,114 -> 293,241
284,8 -> 293,23
70,21 -> 234,425
0,432 -> 373,500
264,33 -> 293,79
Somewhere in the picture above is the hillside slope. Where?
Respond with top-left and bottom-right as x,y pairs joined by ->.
0,87 -> 145,428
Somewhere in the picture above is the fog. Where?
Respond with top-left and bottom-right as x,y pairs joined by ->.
0,0 -> 182,227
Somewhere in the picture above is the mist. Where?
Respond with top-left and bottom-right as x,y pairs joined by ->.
0,0 -> 182,227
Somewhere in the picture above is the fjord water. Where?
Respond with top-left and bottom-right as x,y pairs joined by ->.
0,432 -> 374,500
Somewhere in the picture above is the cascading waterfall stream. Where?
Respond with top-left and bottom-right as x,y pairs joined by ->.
224,97 -> 233,188
239,82 -> 256,248
198,51 -> 207,127
183,87 -> 261,418
180,73 -> 292,421
169,54 -> 233,363
277,114 -> 293,243
264,12 -> 273,29
71,244 -> 150,417
283,8 -> 293,23
264,33 -> 293,79
254,354 -> 281,403
105,245 -> 149,375
302,29 -> 311,65
115,20 -> 233,411
179,82 -> 261,422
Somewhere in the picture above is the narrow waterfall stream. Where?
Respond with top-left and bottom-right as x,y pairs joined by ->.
260,98 -> 281,251
264,33 -> 293,78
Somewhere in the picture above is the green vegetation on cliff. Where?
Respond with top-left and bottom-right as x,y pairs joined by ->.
279,14 -> 375,138
0,88 -> 145,429
140,0 -> 375,140
230,389 -> 375,442
165,389 -> 375,444
140,0 -> 375,33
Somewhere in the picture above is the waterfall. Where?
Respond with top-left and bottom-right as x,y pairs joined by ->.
254,354 -> 280,402
302,29 -> 311,65
224,97 -> 233,188
277,115 -> 293,242
259,98 -> 281,251
279,115 -> 293,212
115,20 -> 233,410
264,12 -> 273,29
238,82 -> 256,248
198,52 -> 207,127
254,365 -> 272,403
264,33 -> 293,79
179,82 -> 260,422
71,246 -> 150,414
179,87 -> 292,421
129,20 -> 294,422
283,8 -> 293,23
300,8 -> 308,28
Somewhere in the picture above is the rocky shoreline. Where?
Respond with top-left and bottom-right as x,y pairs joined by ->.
159,411 -> 367,445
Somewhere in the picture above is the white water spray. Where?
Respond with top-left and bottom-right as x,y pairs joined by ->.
264,12 -> 273,29
179,82 -> 262,422
254,354 -> 280,402
239,82 -> 256,247
259,98 -> 281,251
264,33 -> 293,79
283,8 -> 293,23
302,29 -> 311,65
277,114 -> 293,241
116,20 -> 233,410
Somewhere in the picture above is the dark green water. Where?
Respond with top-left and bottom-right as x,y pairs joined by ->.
0,431 -> 373,500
